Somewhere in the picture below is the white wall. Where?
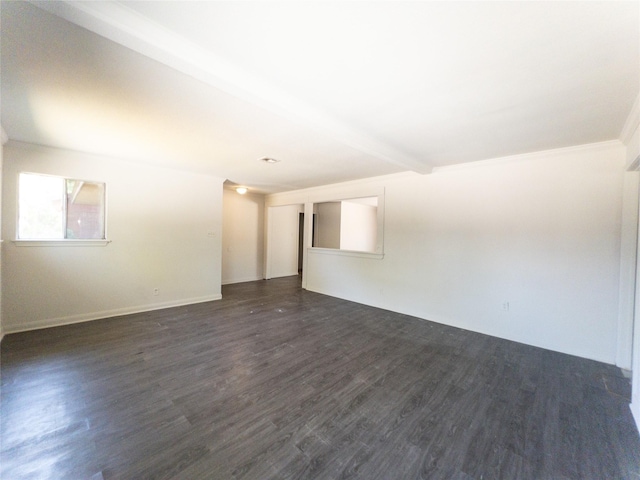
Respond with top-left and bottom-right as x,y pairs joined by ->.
268,141 -> 626,364
624,101 -> 640,430
267,204 -> 301,279
341,201 -> 377,252
624,96 -> 639,170
617,172 -> 639,371
619,93 -> 640,431
222,188 -> 264,284
2,141 -> 224,333
0,128 -> 5,340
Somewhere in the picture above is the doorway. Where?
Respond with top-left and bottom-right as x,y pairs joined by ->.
298,212 -> 304,273
267,204 -> 303,279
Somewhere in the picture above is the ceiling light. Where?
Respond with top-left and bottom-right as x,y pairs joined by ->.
259,157 -> 280,164
236,187 -> 248,195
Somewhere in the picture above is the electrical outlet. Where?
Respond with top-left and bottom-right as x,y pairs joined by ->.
153,288 -> 159,296
502,301 -> 509,311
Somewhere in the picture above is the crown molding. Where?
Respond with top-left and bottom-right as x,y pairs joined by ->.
432,140 -> 623,173
621,94 -> 640,145
30,1 -> 433,175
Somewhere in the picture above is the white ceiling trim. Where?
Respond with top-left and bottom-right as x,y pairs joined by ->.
432,140 -> 623,174
30,0 -> 432,175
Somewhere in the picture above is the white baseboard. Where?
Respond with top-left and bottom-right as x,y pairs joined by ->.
222,275 -> 263,285
269,271 -> 300,279
632,402 -> 640,434
3,294 -> 222,335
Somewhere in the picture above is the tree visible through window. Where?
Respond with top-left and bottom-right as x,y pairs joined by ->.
18,173 -> 106,240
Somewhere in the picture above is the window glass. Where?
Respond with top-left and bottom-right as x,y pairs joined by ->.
18,173 -> 106,240
65,179 -> 105,239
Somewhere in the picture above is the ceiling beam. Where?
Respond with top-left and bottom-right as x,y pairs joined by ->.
30,0 -> 433,174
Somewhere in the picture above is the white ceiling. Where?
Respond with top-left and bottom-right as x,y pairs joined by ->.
2,1 -> 638,193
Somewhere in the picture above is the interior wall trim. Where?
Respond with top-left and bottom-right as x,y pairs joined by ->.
621,93 -> 640,146
2,294 -> 222,335
432,140 -> 623,174
627,153 -> 640,172
222,275 -> 264,285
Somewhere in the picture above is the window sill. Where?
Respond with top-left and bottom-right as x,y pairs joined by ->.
13,239 -> 112,247
308,247 -> 384,260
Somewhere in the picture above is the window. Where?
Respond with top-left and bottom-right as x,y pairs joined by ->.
312,196 -> 382,254
18,173 -> 106,240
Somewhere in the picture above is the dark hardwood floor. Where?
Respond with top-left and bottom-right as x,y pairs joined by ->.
2,275 -> 639,479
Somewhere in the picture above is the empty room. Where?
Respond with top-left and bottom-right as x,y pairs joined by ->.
1,1 -> 640,479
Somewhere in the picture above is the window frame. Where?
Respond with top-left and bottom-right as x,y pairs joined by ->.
14,172 -> 110,247
308,189 -> 385,258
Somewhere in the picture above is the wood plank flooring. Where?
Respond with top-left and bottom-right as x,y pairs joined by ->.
2,275 -> 639,479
